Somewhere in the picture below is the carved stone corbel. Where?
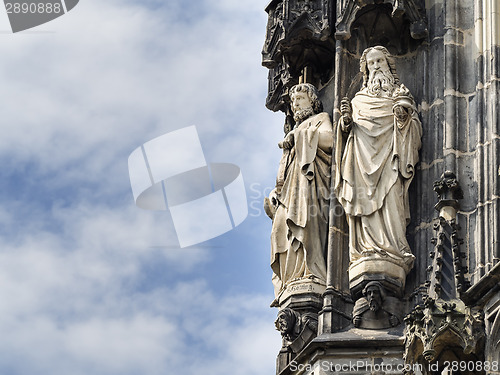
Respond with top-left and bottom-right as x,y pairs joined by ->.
275,308 -> 318,351
275,307 -> 319,372
352,281 -> 402,329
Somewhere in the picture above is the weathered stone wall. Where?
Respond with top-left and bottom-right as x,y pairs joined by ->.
419,0 -> 500,286
470,0 -> 500,283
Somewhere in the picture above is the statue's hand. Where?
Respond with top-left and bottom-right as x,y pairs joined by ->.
389,314 -> 400,327
264,188 -> 279,219
393,104 -> 409,127
340,97 -> 352,131
269,188 -> 279,208
278,130 -> 295,149
353,316 -> 362,328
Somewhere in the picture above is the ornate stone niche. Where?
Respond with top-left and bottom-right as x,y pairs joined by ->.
262,0 -> 335,115
333,0 -> 428,119
336,0 -> 427,54
334,47 -> 422,330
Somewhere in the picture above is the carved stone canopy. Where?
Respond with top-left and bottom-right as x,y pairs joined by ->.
336,0 -> 428,41
262,0 -> 335,112
262,0 -> 334,72
335,0 -> 427,56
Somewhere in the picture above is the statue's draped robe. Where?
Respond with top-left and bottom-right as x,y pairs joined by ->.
334,90 -> 422,272
271,112 -> 333,297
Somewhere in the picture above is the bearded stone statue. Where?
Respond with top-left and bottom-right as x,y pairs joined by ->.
266,83 -> 333,302
334,46 -> 422,296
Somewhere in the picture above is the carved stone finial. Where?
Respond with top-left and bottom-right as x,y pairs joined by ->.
433,171 -> 464,223
433,170 -> 464,200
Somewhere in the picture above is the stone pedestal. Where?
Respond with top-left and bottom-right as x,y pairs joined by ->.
274,280 -> 327,375
349,259 -> 407,299
278,328 -> 407,375
277,280 -> 326,310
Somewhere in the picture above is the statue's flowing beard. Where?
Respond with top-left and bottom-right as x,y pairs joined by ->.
367,68 -> 396,96
293,107 -> 314,124
369,298 -> 381,312
279,320 -> 289,334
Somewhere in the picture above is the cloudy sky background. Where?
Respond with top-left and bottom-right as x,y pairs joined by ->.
0,1 -> 285,373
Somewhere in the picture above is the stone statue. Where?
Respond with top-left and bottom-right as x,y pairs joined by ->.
352,281 -> 401,329
275,308 -> 318,353
334,46 -> 422,295
265,83 -> 333,300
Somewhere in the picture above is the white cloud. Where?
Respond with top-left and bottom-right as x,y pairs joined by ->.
0,203 -> 280,374
0,0 -> 283,198
0,0 -> 284,373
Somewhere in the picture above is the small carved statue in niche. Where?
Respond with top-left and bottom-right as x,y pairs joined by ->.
334,46 -> 422,294
265,83 -> 333,300
275,308 -> 318,353
352,281 -> 402,329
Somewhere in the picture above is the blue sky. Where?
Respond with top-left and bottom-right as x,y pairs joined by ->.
0,1 -> 285,374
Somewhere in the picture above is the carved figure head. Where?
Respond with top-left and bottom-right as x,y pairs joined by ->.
363,281 -> 386,312
360,46 -> 400,95
289,83 -> 323,123
275,308 -> 298,337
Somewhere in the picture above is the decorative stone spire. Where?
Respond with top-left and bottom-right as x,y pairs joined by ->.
404,172 -> 484,367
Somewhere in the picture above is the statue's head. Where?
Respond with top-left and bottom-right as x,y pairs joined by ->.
360,46 -> 400,96
289,83 -> 323,123
363,281 -> 386,312
275,308 -> 296,335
